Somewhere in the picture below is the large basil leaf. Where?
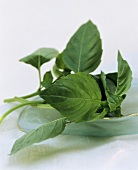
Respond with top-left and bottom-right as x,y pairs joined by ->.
63,20 -> 102,73
11,117 -> 66,155
115,51 -> 132,96
40,72 -> 102,122
20,48 -> 59,69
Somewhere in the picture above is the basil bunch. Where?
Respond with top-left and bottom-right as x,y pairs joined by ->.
0,20 -> 132,154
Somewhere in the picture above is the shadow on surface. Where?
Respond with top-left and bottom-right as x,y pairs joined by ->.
8,134 -> 118,166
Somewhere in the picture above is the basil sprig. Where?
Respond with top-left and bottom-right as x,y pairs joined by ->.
1,20 -> 132,154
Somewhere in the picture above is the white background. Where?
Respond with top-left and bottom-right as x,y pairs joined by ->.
1,1 -> 138,170
0,0 -> 138,104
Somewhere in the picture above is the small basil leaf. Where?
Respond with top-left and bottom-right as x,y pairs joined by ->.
53,64 -> 71,78
40,72 -> 102,122
101,72 -> 116,93
106,78 -> 116,94
20,48 -> 59,69
106,72 -> 117,86
107,107 -> 122,117
53,64 -> 63,78
88,108 -> 108,122
56,51 -> 69,70
93,73 -> 117,99
115,51 -> 132,96
105,91 -> 123,112
92,75 -> 106,101
100,71 -> 107,90
63,20 -> 102,73
41,71 -> 53,88
11,117 -> 66,155
100,71 -> 123,112
56,52 -> 64,69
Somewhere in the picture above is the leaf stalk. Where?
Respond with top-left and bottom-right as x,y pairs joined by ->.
0,100 -> 43,123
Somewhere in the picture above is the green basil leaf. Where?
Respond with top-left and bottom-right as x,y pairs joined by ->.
20,48 -> 59,69
92,74 -> 107,101
115,51 -> 132,96
88,108 -> 108,122
106,78 -> 116,94
93,72 -> 117,101
56,51 -> 68,70
100,71 -> 107,90
105,91 -> 123,112
53,64 -> 63,78
41,71 -> 53,88
56,53 -> 64,69
101,72 -> 117,94
54,51 -> 71,78
11,117 -> 66,155
106,72 -> 117,86
53,64 -> 71,78
100,71 -> 123,112
40,72 -> 102,122
63,20 -> 102,73
107,107 -> 122,117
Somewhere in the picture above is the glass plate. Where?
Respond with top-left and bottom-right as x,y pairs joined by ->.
17,79 -> 138,137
